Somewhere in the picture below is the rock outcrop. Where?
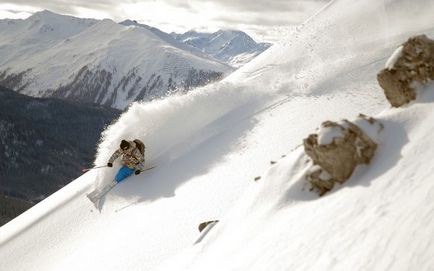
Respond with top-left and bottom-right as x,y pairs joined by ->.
303,114 -> 381,195
198,220 -> 219,232
305,165 -> 335,196
377,35 -> 434,107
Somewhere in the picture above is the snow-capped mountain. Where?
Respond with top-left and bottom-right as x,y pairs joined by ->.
120,20 -> 272,68
2,1 -> 434,271
0,10 -> 232,109
119,20 -> 208,58
172,30 -> 272,67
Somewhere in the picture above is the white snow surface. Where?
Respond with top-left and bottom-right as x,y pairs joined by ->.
385,45 -> 404,70
317,125 -> 343,145
2,1 -> 434,271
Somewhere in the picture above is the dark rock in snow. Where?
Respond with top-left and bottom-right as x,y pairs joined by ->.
304,115 -> 380,195
198,220 -> 219,232
377,35 -> 434,107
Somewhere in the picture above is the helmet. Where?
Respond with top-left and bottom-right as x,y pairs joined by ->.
120,140 -> 130,150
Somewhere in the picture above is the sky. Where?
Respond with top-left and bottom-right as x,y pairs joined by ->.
0,0 -> 329,42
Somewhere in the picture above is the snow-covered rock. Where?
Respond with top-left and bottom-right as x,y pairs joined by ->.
0,11 -> 233,109
304,115 -> 380,195
377,35 -> 434,107
305,165 -> 334,196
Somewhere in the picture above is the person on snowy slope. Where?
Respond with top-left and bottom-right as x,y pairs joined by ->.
107,139 -> 145,183
86,139 -> 146,209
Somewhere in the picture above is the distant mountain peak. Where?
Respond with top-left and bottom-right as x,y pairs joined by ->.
28,10 -> 99,26
172,29 -> 272,67
119,19 -> 139,25
32,9 -> 57,16
30,9 -> 74,21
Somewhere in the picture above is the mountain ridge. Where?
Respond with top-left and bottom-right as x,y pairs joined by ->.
0,11 -> 232,109
172,29 -> 272,67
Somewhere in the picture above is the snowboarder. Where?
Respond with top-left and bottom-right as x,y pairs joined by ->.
87,139 -> 146,209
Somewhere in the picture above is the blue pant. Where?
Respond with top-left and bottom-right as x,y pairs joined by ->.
115,166 -> 135,183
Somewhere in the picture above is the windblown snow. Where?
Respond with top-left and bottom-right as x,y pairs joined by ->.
1,1 -> 434,271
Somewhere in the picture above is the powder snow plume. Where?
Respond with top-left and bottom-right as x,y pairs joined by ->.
93,81 -> 270,188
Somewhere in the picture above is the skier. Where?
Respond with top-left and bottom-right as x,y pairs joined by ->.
87,139 -> 146,209
107,139 -> 146,182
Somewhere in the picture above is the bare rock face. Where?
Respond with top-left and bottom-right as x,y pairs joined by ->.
304,115 -> 381,195
198,220 -> 219,232
377,35 -> 434,107
305,165 -> 336,196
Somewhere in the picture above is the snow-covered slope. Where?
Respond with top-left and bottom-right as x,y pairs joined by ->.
0,10 -> 98,43
0,11 -> 232,109
172,30 -> 272,67
2,1 -> 434,271
119,20 -> 210,59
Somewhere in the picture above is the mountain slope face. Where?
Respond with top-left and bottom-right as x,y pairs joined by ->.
119,20 -> 209,58
122,20 -> 272,68
0,11 -> 232,109
0,85 -> 120,203
2,1 -> 434,271
0,195 -> 34,227
172,30 -> 272,67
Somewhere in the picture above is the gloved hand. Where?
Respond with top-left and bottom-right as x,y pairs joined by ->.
135,170 -> 141,175
107,162 -> 113,167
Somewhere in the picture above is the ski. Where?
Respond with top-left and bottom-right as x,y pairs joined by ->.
141,166 -> 156,172
87,182 -> 116,210
87,166 -> 156,211
82,165 -> 108,173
